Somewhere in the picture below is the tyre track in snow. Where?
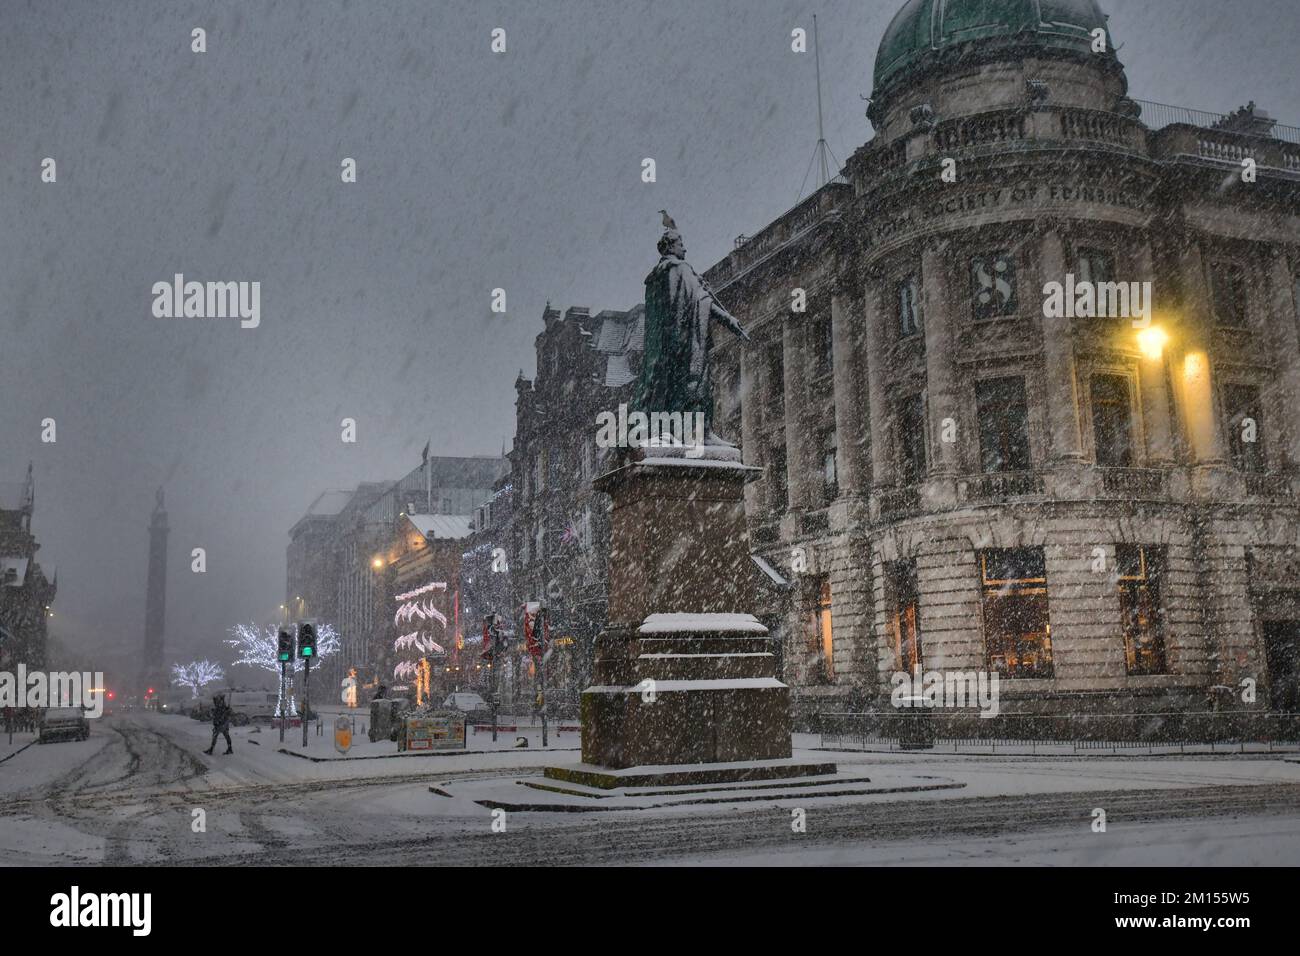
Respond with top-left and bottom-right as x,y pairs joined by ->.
195,780 -> 1300,866
10,715 -> 1300,865
3,715 -> 211,863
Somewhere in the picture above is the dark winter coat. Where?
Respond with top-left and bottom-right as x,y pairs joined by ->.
212,699 -> 231,730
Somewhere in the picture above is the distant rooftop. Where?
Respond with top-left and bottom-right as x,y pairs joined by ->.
404,513 -> 474,540
304,490 -> 355,517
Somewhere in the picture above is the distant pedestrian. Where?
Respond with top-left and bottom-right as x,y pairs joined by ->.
203,693 -> 233,755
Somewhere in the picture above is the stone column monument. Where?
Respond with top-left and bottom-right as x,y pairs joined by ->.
142,487 -> 169,696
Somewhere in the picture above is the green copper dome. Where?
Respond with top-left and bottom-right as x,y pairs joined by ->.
873,0 -> 1119,100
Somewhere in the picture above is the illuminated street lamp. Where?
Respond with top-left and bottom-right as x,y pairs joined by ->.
1137,325 -> 1168,360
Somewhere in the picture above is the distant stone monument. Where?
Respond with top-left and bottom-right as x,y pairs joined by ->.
142,487 -> 169,696
547,218 -> 832,788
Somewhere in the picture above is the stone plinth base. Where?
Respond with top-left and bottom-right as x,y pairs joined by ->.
579,449 -> 793,769
544,758 -> 838,790
581,670 -> 792,768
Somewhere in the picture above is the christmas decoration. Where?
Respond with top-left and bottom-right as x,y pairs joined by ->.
226,622 -> 339,717
170,659 -> 224,696
392,581 -> 450,703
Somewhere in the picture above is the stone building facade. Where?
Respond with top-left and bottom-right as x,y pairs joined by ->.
287,455 -> 506,695
511,303 -> 644,712
707,0 -> 1300,727
0,465 -> 56,670
459,475 -> 517,702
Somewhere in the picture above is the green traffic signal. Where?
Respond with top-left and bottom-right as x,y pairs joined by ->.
277,628 -> 293,663
298,622 -> 317,659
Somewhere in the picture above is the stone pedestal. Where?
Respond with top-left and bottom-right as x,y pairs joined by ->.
576,445 -> 795,770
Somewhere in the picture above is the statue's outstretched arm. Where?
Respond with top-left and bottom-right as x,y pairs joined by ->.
709,298 -> 750,342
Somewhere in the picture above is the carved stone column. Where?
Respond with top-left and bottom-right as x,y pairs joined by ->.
1038,227 -> 1086,464
1135,239 -> 1174,466
921,242 -> 959,506
831,288 -> 865,496
862,280 -> 893,489
739,341 -> 763,515
1266,248 -> 1300,473
782,314 -> 812,510
1177,239 -> 1228,468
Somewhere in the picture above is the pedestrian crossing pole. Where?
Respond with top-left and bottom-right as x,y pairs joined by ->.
279,661 -> 287,743
302,655 -> 311,748
540,605 -> 549,749
486,614 -> 501,743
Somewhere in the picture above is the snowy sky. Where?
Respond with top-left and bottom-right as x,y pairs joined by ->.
3,0 -> 1298,668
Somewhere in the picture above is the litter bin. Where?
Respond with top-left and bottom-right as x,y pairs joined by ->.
897,696 -> 935,750
368,697 -> 413,743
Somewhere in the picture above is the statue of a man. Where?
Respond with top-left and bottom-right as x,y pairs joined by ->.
633,222 -> 750,442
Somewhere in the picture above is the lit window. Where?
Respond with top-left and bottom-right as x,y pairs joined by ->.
980,548 -> 1053,679
888,561 -> 922,672
816,577 -> 833,683
1117,545 -> 1167,676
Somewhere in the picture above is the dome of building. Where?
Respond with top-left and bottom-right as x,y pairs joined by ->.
872,0 -> 1119,103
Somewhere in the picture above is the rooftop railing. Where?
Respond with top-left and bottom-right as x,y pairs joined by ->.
1133,98 -> 1300,145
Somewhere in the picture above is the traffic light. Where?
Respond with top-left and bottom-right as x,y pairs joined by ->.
298,622 -> 317,658
277,628 -> 294,663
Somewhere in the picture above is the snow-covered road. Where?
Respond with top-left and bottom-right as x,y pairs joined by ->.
2,712 -> 1298,866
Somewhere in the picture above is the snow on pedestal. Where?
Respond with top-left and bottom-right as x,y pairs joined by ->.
556,448 -> 818,778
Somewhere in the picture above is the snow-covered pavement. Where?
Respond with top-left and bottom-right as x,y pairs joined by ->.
1,711 -> 1298,865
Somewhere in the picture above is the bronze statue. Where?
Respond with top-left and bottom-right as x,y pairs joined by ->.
633,214 -> 749,443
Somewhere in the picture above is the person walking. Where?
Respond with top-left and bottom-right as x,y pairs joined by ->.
203,693 -> 233,755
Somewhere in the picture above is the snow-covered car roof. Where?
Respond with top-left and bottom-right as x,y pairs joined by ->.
43,707 -> 86,719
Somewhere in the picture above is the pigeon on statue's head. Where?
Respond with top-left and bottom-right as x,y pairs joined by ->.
659,209 -> 677,229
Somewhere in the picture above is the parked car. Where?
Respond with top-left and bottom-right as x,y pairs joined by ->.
39,707 -> 90,743
159,695 -> 194,715
225,691 -> 280,725
442,692 -> 491,721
